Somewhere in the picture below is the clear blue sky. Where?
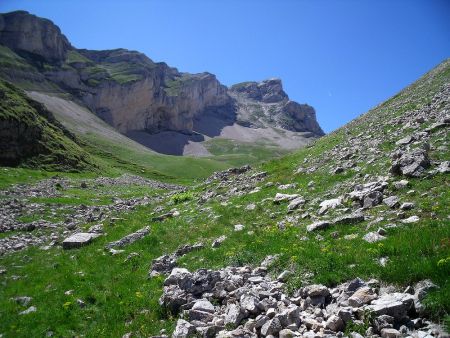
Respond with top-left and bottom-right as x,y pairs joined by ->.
1,0 -> 449,132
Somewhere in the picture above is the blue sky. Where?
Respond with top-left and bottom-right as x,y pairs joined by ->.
1,0 -> 449,132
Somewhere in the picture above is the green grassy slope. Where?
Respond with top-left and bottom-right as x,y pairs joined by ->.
0,80 -> 94,171
0,60 -> 448,337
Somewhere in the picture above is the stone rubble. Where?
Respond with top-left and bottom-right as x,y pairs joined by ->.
199,166 -> 268,203
159,262 -> 447,338
0,174 -> 173,255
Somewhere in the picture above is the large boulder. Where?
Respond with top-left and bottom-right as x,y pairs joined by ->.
365,293 -> 414,320
390,148 -> 430,177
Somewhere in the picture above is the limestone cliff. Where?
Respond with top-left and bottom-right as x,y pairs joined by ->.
0,11 -> 70,63
0,11 -> 324,139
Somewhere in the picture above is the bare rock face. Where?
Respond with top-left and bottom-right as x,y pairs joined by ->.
230,78 -> 288,103
0,11 -> 71,63
60,48 -> 233,133
230,79 -> 324,136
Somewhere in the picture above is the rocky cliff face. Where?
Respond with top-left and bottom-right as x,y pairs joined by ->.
0,11 -> 323,138
0,11 -> 71,63
230,79 -> 324,136
230,78 -> 288,103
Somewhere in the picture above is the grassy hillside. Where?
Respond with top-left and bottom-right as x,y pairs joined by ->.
0,80 -> 94,171
0,59 -> 448,337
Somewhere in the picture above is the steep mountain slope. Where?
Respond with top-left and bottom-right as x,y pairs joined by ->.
0,10 -> 323,158
0,55 -> 448,338
0,79 -> 94,170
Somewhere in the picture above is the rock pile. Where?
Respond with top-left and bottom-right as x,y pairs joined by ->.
159,263 -> 445,338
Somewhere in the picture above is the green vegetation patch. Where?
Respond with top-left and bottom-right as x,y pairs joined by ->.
0,80 -> 95,171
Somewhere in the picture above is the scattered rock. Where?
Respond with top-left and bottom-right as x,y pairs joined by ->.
278,183 -> 297,190
363,232 -> 386,243
365,292 -> 414,320
234,224 -> 245,231
395,135 -> 414,146
381,328 -> 401,338
212,235 -> 227,248
400,202 -> 415,210
62,232 -> 100,249
363,191 -> 383,208
348,287 -> 377,307
19,306 -> 36,315
402,215 -> 420,224
105,226 -> 150,249
149,243 -> 204,277
274,193 -> 300,203
306,221 -> 330,232
12,296 -> 32,306
318,198 -> 342,214
349,181 -> 388,207
435,161 -> 450,174
393,180 -> 409,189
326,314 -> 344,332
332,211 -> 364,225
383,196 -> 400,208
287,197 -> 306,211
414,279 -> 438,316
173,319 -> 196,338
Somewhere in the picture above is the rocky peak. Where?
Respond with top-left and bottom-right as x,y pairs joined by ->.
229,78 -> 324,136
230,78 -> 288,103
0,11 -> 71,63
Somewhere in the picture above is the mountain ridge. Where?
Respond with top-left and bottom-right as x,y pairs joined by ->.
0,10 -> 324,158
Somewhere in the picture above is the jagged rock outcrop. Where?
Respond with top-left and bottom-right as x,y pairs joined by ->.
0,11 -> 324,139
230,79 -> 324,136
230,78 -> 288,103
